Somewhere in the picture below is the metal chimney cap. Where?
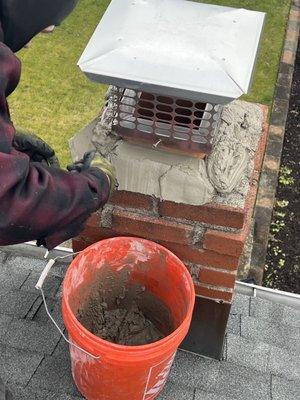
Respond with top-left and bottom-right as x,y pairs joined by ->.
78,0 -> 265,104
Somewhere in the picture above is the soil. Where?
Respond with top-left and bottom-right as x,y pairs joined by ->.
264,38 -> 300,294
77,265 -> 173,346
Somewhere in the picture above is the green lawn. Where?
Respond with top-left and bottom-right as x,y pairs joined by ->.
9,0 -> 291,166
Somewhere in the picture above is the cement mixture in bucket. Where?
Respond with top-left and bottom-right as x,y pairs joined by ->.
77,265 -> 173,346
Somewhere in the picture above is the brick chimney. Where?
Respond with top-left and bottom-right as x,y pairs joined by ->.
73,0 -> 266,359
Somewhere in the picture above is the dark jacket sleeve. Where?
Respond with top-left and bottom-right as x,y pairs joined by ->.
0,42 -> 110,250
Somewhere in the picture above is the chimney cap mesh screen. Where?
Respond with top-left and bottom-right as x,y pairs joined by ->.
78,0 -> 265,104
110,87 -> 222,156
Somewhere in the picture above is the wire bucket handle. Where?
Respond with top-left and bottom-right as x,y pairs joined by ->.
35,250 -> 100,360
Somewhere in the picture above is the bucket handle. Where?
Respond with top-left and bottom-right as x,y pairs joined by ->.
35,250 -> 100,360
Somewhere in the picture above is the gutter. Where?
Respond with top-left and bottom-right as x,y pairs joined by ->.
236,281 -> 300,310
1,241 -> 299,310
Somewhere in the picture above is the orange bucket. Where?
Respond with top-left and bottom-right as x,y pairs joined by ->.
62,237 -> 195,400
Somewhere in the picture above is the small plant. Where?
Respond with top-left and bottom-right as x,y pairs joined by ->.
271,219 -> 285,233
276,199 -> 289,208
272,246 -> 282,256
279,166 -> 294,185
274,211 -> 286,218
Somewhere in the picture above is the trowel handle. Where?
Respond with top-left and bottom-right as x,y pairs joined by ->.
35,259 -> 56,290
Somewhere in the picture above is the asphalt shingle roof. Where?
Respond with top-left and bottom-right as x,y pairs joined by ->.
0,247 -> 299,400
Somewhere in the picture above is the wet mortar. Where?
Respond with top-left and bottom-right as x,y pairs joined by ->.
77,265 -> 174,346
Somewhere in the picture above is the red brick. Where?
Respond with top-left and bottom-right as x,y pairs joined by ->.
158,241 -> 239,270
83,226 -> 119,241
203,230 -> 245,257
159,201 -> 245,229
198,267 -> 236,288
73,227 -> 120,252
194,284 -> 233,303
109,190 -> 154,211
204,180 -> 258,257
72,238 -> 87,252
86,210 -> 102,227
111,209 -> 194,245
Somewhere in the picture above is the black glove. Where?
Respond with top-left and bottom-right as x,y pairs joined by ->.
67,150 -> 117,195
67,150 -> 96,173
13,131 -> 60,168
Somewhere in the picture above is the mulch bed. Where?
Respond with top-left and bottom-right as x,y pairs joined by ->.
264,38 -> 300,294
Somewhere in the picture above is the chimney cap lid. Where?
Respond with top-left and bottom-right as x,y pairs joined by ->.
78,0 -> 265,104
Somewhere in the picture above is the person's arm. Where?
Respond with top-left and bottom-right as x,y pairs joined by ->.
0,42 -> 110,250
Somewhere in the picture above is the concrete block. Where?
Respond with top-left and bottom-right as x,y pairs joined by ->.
111,141 -> 215,205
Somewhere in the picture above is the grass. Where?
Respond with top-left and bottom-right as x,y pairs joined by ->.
9,0 -> 291,166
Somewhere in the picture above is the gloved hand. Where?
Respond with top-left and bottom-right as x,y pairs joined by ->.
13,131 -> 60,168
67,150 -> 97,172
67,150 -> 118,195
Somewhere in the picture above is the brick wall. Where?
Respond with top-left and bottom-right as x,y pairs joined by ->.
73,106 -> 269,305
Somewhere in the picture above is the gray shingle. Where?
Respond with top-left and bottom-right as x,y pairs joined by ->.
0,345 -> 43,386
226,333 -> 270,372
51,262 -> 69,278
215,362 -> 271,400
168,350 -> 220,391
55,281 -> 64,300
0,263 -> 30,291
2,319 -> 61,355
25,297 -> 43,320
4,255 -> 46,272
0,314 -> 13,338
271,375 -> 300,400
52,338 -> 69,358
241,315 -> 300,352
222,335 -> 227,360
282,306 -> 300,328
194,390 -> 234,400
250,297 -> 283,320
158,381 -> 194,400
10,385 -> 83,400
250,297 -> 300,328
33,299 -> 64,330
226,314 -> 240,335
29,354 -> 80,396
0,291 -> 39,318
231,294 -> 250,316
21,272 -> 62,298
269,346 -> 300,381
